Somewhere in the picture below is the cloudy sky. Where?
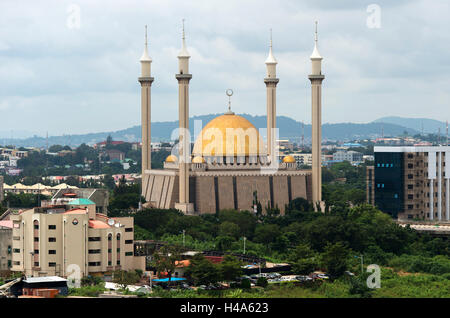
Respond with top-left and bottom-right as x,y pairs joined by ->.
0,0 -> 449,137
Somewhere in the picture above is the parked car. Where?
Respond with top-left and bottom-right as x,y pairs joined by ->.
296,275 -> 313,282
316,274 -> 330,280
345,271 -> 355,277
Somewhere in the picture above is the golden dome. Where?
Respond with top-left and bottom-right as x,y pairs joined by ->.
192,156 -> 205,164
192,114 -> 265,157
165,155 -> 178,163
283,155 -> 296,163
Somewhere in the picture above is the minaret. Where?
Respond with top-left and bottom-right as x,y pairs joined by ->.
138,25 -> 154,197
308,21 -> 325,209
175,19 -> 194,214
264,29 -> 279,161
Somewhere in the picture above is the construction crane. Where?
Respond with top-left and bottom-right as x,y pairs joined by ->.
0,277 -> 22,298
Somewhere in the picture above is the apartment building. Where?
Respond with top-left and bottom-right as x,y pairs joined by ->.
367,146 -> 450,221
332,150 -> 364,164
9,198 -> 143,277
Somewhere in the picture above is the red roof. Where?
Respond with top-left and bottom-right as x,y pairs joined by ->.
89,220 -> 110,229
175,260 -> 190,268
63,209 -> 87,215
205,256 -> 224,264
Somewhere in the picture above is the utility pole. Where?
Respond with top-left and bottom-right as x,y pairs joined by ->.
243,237 -> 246,254
182,230 -> 185,247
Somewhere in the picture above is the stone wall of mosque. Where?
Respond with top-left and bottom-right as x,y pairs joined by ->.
143,170 -> 312,214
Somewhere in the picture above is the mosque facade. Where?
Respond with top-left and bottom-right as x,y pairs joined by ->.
139,22 -> 324,215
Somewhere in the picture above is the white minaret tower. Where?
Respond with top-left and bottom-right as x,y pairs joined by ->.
175,19 -> 194,214
138,25 -> 154,197
308,21 -> 325,210
265,29 -> 279,161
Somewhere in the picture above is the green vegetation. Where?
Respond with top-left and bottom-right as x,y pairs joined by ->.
2,192 -> 50,208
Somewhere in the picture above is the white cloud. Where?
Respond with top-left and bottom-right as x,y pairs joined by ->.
0,0 -> 449,136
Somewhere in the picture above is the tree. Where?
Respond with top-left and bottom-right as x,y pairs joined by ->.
215,236 -> 234,251
184,254 -> 221,286
286,197 -> 313,212
150,244 -> 183,284
289,243 -> 319,275
256,277 -> 268,288
219,221 -> 240,239
321,242 -> 349,278
112,270 -> 141,289
219,255 -> 243,282
253,224 -> 280,245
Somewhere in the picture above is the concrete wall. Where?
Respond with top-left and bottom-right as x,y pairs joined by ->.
0,176 -> 4,203
0,227 -> 12,271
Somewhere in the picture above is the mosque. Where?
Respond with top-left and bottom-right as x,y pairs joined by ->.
138,22 -> 325,215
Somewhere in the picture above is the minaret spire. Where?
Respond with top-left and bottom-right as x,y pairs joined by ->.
140,25 -> 151,62
178,18 -> 190,59
310,21 -> 322,60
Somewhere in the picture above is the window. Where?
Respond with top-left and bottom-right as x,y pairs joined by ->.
125,240 -> 133,244
13,261 -> 20,266
108,261 -> 112,266
88,249 -> 101,254
125,252 -> 133,256
33,224 -> 39,230
34,237 -> 39,242
13,248 -> 20,253
48,237 -> 56,242
125,228 -> 133,232
408,184 -> 414,190
34,249 -> 39,254
88,262 -> 101,267
48,250 -> 56,255
34,262 -> 39,267
117,260 -> 120,265
48,225 -> 56,230
49,262 -> 56,267
408,195 -> 414,200
408,174 -> 413,179
117,248 -> 120,253
88,237 -> 101,242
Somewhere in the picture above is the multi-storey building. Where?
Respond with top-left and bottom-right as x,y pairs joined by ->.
367,146 -> 450,221
332,150 -> 364,165
9,198 -> 142,277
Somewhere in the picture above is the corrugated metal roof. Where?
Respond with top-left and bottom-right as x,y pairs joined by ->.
68,198 -> 95,205
24,276 -> 67,283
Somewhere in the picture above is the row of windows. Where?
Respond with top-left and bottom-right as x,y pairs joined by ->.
32,225 -> 58,230
377,163 -> 395,168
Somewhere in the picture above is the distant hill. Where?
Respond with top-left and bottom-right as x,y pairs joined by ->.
373,116 -> 447,134
2,114 -> 420,148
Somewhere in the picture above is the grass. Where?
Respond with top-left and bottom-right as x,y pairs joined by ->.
65,267 -> 449,298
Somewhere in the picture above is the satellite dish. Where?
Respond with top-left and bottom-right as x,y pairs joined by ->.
107,219 -> 115,226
